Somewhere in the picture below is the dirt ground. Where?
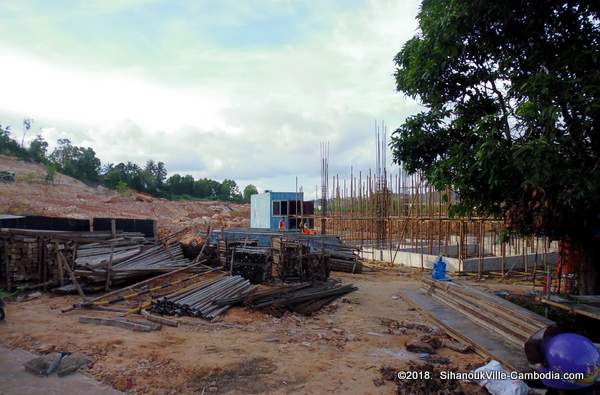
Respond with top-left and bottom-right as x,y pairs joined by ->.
0,154 -> 249,238
0,270 -> 488,394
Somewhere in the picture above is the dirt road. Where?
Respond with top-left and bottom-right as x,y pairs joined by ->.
0,270 -> 485,394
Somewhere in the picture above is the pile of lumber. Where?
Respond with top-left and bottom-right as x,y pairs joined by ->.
210,228 -> 363,274
231,246 -> 272,284
217,239 -> 257,266
271,237 -> 329,282
0,228 -> 141,290
422,278 -> 553,349
1,228 -> 194,292
64,263 -> 218,314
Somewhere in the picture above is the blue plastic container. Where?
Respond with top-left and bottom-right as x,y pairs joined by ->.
432,256 -> 447,280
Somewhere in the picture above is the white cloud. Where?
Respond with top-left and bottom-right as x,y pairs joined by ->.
0,0 -> 422,193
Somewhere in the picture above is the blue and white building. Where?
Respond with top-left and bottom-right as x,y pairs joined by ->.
250,191 -> 315,230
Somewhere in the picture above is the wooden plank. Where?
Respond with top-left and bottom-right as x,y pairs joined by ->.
79,316 -> 155,332
399,288 -> 531,372
105,244 -> 113,291
540,297 -> 600,321
423,281 -> 544,335
425,286 -> 528,348
59,252 -> 86,299
141,309 -> 179,327
423,277 -> 553,326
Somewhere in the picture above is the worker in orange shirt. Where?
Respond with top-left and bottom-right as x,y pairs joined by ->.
302,220 -> 311,234
278,218 -> 285,231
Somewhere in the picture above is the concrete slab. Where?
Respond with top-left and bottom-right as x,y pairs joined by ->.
0,345 -> 121,395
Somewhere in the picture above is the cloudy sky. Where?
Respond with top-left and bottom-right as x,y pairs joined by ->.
0,0 -> 421,197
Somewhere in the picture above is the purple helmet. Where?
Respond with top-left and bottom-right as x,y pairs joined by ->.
541,333 -> 600,389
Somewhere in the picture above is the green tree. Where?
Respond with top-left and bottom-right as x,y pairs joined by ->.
219,179 -> 240,201
391,0 -> 600,293
28,135 -> 48,163
49,139 -> 101,184
156,161 -> 167,187
180,175 -> 195,195
45,163 -> 57,184
243,184 -> 258,202
116,180 -> 130,195
166,174 -> 183,195
0,124 -> 29,159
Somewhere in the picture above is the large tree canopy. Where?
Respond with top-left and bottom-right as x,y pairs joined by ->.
392,0 -> 600,292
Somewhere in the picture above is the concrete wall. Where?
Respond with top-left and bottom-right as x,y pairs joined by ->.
360,247 -> 557,273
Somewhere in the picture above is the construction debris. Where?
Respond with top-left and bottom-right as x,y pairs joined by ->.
56,353 -> 93,377
24,352 -> 92,377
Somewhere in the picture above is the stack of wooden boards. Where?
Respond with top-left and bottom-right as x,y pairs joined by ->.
231,247 -> 272,284
421,277 -> 554,349
0,228 -> 192,292
271,237 -> 329,282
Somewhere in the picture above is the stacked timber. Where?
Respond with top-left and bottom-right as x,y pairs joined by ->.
271,237 -> 329,282
0,229 -> 128,290
231,247 -> 272,284
218,239 -> 257,266
1,228 -> 195,291
422,277 -> 553,348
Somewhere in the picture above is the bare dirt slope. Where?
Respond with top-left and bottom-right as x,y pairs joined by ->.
0,154 -> 249,237
0,271 -> 485,394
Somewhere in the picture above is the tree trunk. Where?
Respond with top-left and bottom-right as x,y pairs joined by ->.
575,237 -> 600,295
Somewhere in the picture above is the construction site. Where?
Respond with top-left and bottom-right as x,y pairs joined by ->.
0,124 -> 598,395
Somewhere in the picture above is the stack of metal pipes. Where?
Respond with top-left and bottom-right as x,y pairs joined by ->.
151,275 -> 256,320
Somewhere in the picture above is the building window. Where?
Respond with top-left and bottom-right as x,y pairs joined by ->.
280,201 -> 288,215
303,201 -> 315,215
272,201 -> 281,215
289,200 -> 302,215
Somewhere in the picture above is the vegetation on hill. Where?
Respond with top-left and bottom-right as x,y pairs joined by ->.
0,123 -> 256,203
